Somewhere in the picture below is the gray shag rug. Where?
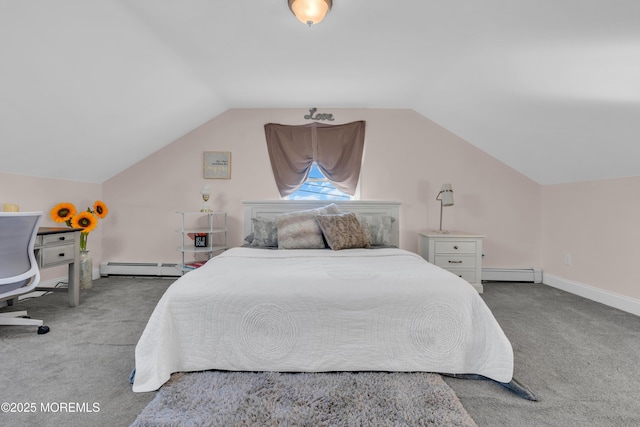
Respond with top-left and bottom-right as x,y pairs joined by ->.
131,371 -> 476,427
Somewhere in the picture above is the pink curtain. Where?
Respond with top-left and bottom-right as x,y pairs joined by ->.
264,121 -> 365,197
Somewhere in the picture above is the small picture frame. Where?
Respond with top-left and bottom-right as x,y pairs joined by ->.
194,233 -> 208,248
204,151 -> 231,179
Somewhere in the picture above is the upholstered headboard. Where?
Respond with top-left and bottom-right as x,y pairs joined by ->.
242,200 -> 401,247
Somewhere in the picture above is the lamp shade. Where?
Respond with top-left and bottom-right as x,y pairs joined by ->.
439,183 -> 454,206
288,0 -> 332,26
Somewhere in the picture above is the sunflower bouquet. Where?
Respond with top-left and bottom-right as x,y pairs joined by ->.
50,200 -> 109,251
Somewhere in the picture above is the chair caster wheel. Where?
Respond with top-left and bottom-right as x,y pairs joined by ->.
37,326 -> 50,334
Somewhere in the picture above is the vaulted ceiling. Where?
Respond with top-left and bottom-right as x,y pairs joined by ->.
2,1 -> 639,185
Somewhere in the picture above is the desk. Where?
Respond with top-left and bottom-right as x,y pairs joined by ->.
34,227 -> 81,307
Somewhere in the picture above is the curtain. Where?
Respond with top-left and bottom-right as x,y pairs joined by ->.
264,121 -> 365,197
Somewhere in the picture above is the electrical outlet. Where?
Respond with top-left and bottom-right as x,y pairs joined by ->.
564,254 -> 572,266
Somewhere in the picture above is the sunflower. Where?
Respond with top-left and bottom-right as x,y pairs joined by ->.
71,211 -> 98,233
50,202 -> 77,223
93,200 -> 109,219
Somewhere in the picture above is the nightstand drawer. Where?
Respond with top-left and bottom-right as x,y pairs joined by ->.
434,241 -> 477,254
41,244 -> 76,267
434,254 -> 476,269
447,269 -> 477,283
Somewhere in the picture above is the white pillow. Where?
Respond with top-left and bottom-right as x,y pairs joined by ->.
357,215 -> 396,247
276,204 -> 341,249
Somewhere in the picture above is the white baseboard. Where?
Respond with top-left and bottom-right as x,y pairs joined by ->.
544,274 -> 640,317
99,262 -> 181,277
482,268 -> 542,283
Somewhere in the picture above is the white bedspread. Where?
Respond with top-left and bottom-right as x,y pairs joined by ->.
133,248 -> 513,392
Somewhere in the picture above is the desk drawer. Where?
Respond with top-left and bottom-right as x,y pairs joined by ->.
43,232 -> 76,245
41,244 -> 76,267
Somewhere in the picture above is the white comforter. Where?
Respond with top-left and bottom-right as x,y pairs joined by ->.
133,248 -> 513,392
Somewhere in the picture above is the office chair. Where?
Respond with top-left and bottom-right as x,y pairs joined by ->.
0,211 -> 50,334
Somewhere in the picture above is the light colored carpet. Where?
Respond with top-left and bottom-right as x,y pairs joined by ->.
5,278 -> 640,426
131,370 -> 477,427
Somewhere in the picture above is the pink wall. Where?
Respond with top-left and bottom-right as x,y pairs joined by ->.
6,109 -> 638,306
0,172 -> 103,282
542,177 -> 640,299
102,109 -> 542,270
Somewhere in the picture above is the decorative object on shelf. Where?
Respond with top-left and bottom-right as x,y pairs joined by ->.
50,200 -> 109,288
3,203 -> 19,212
194,233 -> 208,247
200,184 -> 212,212
79,250 -> 93,289
304,107 -> 335,121
435,183 -> 454,233
204,151 -> 231,179
288,0 -> 332,26
184,261 -> 206,270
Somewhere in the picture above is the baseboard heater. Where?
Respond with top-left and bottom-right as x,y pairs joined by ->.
100,262 -> 181,277
482,268 -> 542,283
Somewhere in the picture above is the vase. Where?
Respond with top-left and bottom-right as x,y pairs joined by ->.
80,250 -> 93,290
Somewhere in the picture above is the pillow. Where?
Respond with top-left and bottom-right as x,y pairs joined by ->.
250,217 -> 278,247
316,212 -> 371,251
276,203 -> 342,249
357,215 -> 396,247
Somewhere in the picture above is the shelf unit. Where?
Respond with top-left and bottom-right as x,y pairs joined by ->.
177,211 -> 227,274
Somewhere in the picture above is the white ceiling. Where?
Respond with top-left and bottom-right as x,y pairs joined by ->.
2,1 -> 639,185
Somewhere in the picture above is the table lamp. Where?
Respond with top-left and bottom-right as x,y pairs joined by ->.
436,183 -> 454,233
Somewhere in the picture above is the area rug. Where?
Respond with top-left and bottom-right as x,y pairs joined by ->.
131,371 -> 476,427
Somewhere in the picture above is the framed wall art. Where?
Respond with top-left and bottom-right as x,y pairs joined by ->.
203,151 -> 231,179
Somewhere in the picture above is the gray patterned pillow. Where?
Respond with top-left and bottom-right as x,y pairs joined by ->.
250,217 -> 278,247
276,204 -> 342,249
357,215 -> 396,247
316,212 -> 371,251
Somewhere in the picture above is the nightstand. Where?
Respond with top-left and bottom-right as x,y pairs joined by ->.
418,232 -> 485,293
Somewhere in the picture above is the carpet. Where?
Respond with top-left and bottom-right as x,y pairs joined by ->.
131,371 -> 476,427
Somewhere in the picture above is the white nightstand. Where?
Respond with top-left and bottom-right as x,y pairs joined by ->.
418,232 -> 485,293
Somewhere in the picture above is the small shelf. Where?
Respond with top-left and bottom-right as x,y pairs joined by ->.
177,228 -> 227,234
177,211 -> 227,274
178,245 -> 228,253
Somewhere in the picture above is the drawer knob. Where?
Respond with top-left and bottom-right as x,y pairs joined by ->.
453,245 -> 459,250
448,260 -> 463,264
58,253 -> 66,257
59,236 -> 66,241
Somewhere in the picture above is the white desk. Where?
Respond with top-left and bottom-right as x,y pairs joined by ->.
34,227 -> 81,307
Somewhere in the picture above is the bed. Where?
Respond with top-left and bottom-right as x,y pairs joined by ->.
133,200 -> 530,398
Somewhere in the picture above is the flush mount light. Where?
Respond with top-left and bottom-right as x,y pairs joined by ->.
288,0 -> 332,27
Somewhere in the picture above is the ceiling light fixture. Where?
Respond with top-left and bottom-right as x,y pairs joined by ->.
288,0 -> 332,27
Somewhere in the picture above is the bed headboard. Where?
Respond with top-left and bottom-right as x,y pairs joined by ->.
242,200 -> 401,247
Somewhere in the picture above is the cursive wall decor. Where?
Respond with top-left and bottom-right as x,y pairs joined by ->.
304,108 -> 334,121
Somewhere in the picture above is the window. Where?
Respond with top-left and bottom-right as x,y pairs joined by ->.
287,163 -> 352,200
264,121 -> 365,199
